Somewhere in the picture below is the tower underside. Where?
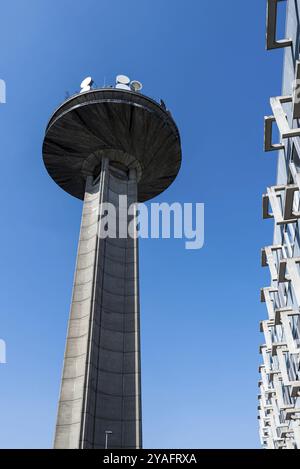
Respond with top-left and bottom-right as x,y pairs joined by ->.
54,158 -> 142,449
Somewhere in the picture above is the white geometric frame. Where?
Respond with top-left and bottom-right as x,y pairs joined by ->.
266,0 -> 292,50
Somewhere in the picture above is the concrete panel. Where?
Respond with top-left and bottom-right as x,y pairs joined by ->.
60,376 -> 85,401
62,355 -> 87,379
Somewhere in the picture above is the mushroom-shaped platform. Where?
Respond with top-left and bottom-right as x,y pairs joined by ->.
42,88 -> 182,202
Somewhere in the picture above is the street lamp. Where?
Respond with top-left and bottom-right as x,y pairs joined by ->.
105,430 -> 112,449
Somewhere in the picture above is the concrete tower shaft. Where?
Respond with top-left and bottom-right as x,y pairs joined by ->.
55,160 -> 141,448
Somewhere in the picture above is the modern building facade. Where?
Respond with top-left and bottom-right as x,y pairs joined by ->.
42,78 -> 181,448
259,0 -> 300,449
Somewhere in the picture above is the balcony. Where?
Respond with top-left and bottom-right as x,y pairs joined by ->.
273,374 -> 295,410
277,348 -> 300,397
261,245 -> 285,281
264,95 -> 300,152
278,257 -> 300,306
266,0 -> 292,50
261,287 -> 278,320
276,307 -> 300,353
260,319 -> 287,355
263,185 -> 300,225
284,407 -> 300,421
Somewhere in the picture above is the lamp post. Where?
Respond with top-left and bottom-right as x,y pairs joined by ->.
105,430 -> 112,449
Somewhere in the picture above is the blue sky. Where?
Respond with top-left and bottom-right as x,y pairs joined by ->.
0,0 -> 286,448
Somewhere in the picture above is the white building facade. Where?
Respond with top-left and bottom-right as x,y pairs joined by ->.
259,0 -> 300,449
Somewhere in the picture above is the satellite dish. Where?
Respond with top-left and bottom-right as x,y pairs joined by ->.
115,83 -> 131,90
80,85 -> 91,93
130,80 -> 143,92
116,74 -> 130,85
80,76 -> 94,88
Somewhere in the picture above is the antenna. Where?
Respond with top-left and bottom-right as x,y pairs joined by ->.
115,75 -> 143,92
116,74 -> 130,84
160,99 -> 166,110
115,74 -> 131,90
80,76 -> 94,93
130,80 -> 143,92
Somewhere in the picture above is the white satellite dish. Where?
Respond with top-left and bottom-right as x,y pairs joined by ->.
116,74 -> 130,85
115,83 -> 131,90
130,80 -> 143,92
80,76 -> 94,89
80,85 -> 91,93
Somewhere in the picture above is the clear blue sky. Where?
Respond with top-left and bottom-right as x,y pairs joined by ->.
0,0 -> 285,448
